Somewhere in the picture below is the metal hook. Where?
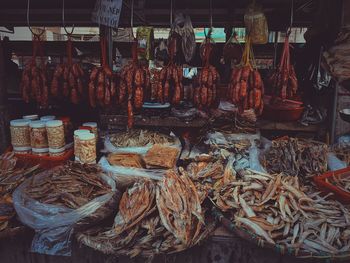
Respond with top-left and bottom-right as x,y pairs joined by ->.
27,0 -> 45,38
209,0 -> 213,29
63,0 -> 75,36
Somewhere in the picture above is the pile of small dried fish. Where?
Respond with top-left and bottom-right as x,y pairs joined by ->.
0,152 -> 39,231
262,138 -> 328,179
326,174 -> 350,193
332,143 -> 350,166
109,130 -> 175,148
26,162 -> 111,209
214,169 -> 350,256
77,171 -> 215,259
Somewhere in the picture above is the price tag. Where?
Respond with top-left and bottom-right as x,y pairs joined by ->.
91,0 -> 123,28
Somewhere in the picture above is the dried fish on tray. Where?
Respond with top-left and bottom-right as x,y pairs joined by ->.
261,138 -> 328,180
77,171 -> 215,259
213,168 -> 350,259
144,144 -> 180,169
13,161 -> 120,256
0,152 -> 39,235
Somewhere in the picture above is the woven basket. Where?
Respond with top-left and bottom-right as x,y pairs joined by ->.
212,208 -> 350,260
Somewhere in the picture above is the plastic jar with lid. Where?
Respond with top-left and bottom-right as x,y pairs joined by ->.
49,146 -> 66,157
30,120 -> 48,151
23,114 -> 39,121
82,122 -> 98,143
74,129 -> 91,160
46,120 -> 65,150
40,115 -> 56,122
78,132 -> 96,164
10,119 -> 31,154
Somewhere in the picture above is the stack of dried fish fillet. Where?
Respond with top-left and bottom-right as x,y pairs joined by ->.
109,130 -> 175,148
77,171 -> 215,259
0,152 -> 39,232
214,169 -> 350,257
262,138 -> 328,179
26,162 -> 112,209
107,153 -> 145,168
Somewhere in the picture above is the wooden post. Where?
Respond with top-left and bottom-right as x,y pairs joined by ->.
0,39 -> 9,153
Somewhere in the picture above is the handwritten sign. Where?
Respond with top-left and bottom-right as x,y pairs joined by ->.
91,0 -> 123,28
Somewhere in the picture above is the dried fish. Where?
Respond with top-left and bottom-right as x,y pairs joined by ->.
0,152 -> 39,232
26,162 -> 111,209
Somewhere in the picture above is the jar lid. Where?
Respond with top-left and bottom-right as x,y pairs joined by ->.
59,116 -> 71,122
10,119 -> 31,127
74,129 -> 91,136
13,146 -> 31,151
79,126 -> 93,131
30,120 -> 46,128
32,147 -> 49,153
78,132 -> 95,141
40,115 -> 56,122
83,122 -> 97,128
23,114 -> 39,120
46,120 -> 63,128
49,147 -> 65,153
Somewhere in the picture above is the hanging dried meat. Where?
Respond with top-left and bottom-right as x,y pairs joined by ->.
20,36 -> 49,108
228,36 -> 264,115
88,37 -> 118,108
194,30 -> 219,109
269,32 -> 298,101
51,37 -> 86,104
155,33 -> 184,105
119,39 -> 151,128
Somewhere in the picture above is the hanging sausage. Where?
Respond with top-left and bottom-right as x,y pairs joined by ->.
228,35 -> 264,115
51,37 -> 86,104
193,29 -> 219,109
88,37 -> 118,108
20,35 -> 49,109
156,32 -> 184,105
269,32 -> 298,101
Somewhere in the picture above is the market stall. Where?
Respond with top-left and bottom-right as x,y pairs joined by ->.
0,0 -> 349,262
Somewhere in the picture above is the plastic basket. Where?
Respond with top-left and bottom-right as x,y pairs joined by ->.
7,147 -> 74,169
313,167 -> 350,204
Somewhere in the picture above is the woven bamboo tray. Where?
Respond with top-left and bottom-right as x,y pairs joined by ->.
212,208 -> 350,260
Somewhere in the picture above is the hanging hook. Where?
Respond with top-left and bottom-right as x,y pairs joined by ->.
27,0 -> 45,38
62,0 -> 75,36
288,0 -> 294,35
130,0 -> 135,39
170,0 -> 173,27
209,0 -> 213,29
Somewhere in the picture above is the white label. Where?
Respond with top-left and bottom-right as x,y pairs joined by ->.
91,0 -> 123,28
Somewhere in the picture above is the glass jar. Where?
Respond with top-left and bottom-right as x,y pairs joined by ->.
30,120 -> 48,151
74,129 -> 91,160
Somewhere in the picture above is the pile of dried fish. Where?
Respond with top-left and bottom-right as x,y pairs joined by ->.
109,130 -> 175,148
262,138 -> 328,180
77,171 -> 215,259
214,169 -> 350,256
26,162 -> 111,209
0,152 -> 39,232
326,174 -> 350,193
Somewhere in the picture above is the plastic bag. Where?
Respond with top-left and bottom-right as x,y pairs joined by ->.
327,152 -> 347,171
180,15 -> 196,63
244,3 -> 268,44
103,133 -> 181,155
13,167 -> 118,256
99,156 -> 165,188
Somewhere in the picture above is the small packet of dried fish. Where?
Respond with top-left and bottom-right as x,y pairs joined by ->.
13,163 -> 119,256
